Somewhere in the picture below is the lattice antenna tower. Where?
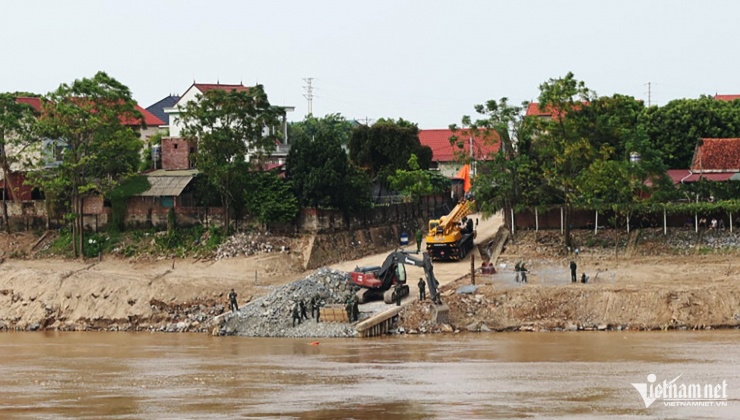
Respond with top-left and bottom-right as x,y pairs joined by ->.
303,78 -> 314,116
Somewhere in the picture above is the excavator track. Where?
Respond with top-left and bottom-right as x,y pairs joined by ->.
383,284 -> 409,304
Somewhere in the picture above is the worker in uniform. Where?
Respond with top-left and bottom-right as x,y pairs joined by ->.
345,295 -> 354,322
570,260 -> 577,283
228,289 -> 239,313
418,277 -> 426,300
308,295 -> 315,319
292,302 -> 302,327
315,296 -> 322,323
395,282 -> 403,306
300,299 -> 309,320
519,262 -> 528,283
351,295 -> 360,322
415,228 -> 423,253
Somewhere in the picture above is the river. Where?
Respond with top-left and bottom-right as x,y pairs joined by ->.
0,331 -> 737,419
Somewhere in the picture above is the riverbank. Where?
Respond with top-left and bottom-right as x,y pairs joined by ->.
398,229 -> 740,333
1,227 -> 739,335
400,278 -> 740,333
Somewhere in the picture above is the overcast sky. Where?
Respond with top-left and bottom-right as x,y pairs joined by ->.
1,1 -> 736,128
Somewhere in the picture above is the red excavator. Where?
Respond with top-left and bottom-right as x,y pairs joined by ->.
347,251 -> 442,304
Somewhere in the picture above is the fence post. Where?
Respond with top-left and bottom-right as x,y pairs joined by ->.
511,208 -> 515,235
560,207 -> 564,233
595,210 -> 599,235
663,208 -> 667,235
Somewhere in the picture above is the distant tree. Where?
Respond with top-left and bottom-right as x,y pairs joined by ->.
349,118 -> 432,197
33,72 -> 143,257
286,125 -> 372,212
289,113 -> 353,149
641,96 -> 740,168
179,85 -> 282,233
536,72 -> 598,249
243,170 -> 299,227
568,94 -> 646,159
0,93 -> 39,233
388,154 -> 433,204
450,98 -> 542,224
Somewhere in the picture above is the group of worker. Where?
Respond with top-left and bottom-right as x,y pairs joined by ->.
514,261 -> 528,283
291,293 -> 324,327
344,292 -> 360,322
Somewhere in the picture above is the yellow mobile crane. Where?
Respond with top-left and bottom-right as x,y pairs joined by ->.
426,199 -> 476,261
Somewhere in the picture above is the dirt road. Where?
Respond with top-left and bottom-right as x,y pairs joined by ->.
330,212 -> 504,302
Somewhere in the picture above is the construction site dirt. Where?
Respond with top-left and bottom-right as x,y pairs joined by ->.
0,216 -> 739,335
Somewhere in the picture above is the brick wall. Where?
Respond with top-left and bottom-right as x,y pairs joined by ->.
1,172 -> 34,201
161,137 -> 195,170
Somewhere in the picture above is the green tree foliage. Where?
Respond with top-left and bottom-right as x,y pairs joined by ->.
536,72 -> 599,248
387,154 -> 433,202
349,118 -> 432,196
107,175 -> 150,232
289,113 -> 353,149
243,170 -> 299,227
286,120 -> 372,211
451,98 -> 544,221
641,96 -> 740,168
0,93 -> 39,233
179,85 -> 282,233
33,72 -> 143,257
569,94 -> 645,159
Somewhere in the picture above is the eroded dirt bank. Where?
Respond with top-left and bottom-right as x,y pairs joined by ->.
401,281 -> 740,333
399,229 -> 740,333
1,227 -> 740,334
0,253 -> 311,332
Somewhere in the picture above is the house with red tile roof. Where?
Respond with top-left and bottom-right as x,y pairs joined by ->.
667,138 -> 740,184
15,96 -> 164,141
525,102 -> 553,118
714,94 -> 740,102
417,129 -> 500,178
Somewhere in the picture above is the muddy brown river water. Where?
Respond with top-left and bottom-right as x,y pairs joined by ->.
0,331 -> 737,419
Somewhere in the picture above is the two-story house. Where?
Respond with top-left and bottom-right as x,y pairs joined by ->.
162,82 -> 294,169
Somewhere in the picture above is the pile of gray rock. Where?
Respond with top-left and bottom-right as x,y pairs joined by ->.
214,232 -> 293,260
219,267 -> 360,338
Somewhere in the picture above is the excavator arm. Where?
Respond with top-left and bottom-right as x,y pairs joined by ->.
386,251 -> 442,304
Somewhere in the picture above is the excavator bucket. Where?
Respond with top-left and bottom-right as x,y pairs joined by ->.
433,303 -> 450,324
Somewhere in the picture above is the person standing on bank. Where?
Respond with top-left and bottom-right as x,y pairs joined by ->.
569,261 -> 577,283
418,277 -> 426,300
415,228 -> 424,253
292,302 -> 302,327
300,299 -> 309,320
228,289 -> 239,313
315,296 -> 322,323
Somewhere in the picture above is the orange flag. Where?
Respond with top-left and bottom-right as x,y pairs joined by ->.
455,164 -> 471,192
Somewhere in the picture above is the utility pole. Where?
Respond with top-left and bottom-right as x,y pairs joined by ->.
303,77 -> 314,117
645,82 -> 652,107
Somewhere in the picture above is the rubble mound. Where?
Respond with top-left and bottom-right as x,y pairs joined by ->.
220,267 -> 359,338
215,231 -> 294,260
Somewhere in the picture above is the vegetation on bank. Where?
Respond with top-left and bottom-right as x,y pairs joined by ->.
40,225 -> 226,259
5,71 -> 740,258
